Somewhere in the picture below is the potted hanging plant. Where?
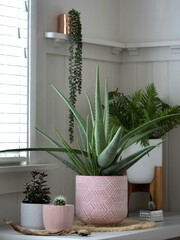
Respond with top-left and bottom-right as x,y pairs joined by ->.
58,8 -> 83,142
1,66 -> 180,226
21,169 -> 51,229
108,84 -> 180,183
43,195 -> 74,230
68,9 -> 83,143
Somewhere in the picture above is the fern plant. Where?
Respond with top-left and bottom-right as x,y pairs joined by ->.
68,9 -> 83,143
109,83 -> 180,145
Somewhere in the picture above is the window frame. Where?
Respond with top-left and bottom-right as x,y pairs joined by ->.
0,0 -> 58,194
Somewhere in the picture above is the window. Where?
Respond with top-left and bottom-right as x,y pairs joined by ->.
0,0 -> 29,165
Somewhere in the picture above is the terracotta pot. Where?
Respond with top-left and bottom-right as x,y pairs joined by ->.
43,204 -> 74,230
21,203 -> 44,229
76,175 -> 128,226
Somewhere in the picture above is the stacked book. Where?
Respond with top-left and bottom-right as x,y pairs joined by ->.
139,210 -> 164,222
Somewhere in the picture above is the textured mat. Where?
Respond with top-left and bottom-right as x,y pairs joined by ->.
72,218 -> 156,232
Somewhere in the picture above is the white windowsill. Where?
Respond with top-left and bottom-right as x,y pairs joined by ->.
0,163 -> 59,173
0,212 -> 180,240
0,163 -> 60,194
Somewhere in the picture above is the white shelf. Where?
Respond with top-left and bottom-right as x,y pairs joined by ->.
44,32 -> 124,54
44,32 -> 180,54
1,212 -> 180,239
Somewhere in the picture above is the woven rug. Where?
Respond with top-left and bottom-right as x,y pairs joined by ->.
72,218 -> 156,232
6,218 -> 156,236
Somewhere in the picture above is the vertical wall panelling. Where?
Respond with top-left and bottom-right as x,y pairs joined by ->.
2,0 -> 180,224
36,0 -> 122,211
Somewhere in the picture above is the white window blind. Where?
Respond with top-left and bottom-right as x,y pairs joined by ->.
0,0 -> 28,164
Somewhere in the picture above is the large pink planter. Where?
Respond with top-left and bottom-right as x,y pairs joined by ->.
43,204 -> 74,230
76,175 -> 128,226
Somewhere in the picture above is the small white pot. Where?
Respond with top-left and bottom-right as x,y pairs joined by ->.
21,202 -> 44,229
124,139 -> 163,184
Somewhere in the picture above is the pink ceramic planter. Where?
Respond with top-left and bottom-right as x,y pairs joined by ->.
43,204 -> 74,230
76,175 -> 128,226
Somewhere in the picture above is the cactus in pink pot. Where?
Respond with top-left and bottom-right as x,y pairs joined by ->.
43,195 -> 74,230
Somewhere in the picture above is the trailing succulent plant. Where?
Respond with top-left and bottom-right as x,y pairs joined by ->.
53,195 -> 66,206
1,66 -> 180,176
68,8 -> 83,143
23,169 -> 51,204
108,83 -> 180,145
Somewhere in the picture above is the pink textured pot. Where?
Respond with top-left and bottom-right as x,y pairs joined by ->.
43,204 -> 74,230
76,175 -> 128,226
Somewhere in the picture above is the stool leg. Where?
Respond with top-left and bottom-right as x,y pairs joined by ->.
149,166 -> 163,209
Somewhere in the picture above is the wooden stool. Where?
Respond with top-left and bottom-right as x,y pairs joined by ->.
128,166 -> 163,210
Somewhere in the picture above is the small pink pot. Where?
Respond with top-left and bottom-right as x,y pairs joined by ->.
43,204 -> 74,230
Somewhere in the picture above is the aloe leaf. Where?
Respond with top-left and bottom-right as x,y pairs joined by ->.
102,144 -> 157,175
98,127 -> 122,168
85,92 -> 94,126
117,127 -> 161,156
48,151 -> 80,173
54,128 -> 89,175
120,113 -> 180,147
95,65 -> 106,155
104,79 -> 109,142
36,127 -> 62,148
50,84 -> 91,141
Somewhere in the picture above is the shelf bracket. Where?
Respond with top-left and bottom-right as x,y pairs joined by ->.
127,48 -> 139,56
51,38 -> 66,47
170,46 -> 180,54
111,47 -> 123,55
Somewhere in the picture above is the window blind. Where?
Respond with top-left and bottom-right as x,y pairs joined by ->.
0,0 -> 28,164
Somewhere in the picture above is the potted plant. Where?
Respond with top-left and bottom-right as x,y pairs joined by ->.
68,9 -> 83,143
108,84 -> 180,183
21,169 -> 51,229
58,8 -> 83,142
43,195 -> 74,230
1,66 -> 180,226
108,83 -> 180,145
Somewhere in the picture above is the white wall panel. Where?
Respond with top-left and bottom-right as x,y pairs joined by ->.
120,0 -> 180,42
119,55 -> 180,211
118,63 -> 137,94
43,0 -> 121,42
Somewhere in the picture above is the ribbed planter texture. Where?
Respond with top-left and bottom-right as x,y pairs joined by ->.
76,175 -> 128,226
43,204 -> 74,230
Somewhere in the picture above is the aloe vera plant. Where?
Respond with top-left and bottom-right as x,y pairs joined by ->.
1,66 -> 180,176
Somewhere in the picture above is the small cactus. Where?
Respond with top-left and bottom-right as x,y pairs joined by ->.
53,195 -> 66,206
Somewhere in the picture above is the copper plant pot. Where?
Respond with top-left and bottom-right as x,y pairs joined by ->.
58,14 -> 69,34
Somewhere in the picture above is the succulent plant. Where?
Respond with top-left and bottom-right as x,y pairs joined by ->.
53,195 -> 66,206
1,66 -> 180,176
23,169 -> 51,204
68,8 -> 83,143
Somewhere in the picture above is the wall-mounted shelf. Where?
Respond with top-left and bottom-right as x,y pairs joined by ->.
44,32 -> 124,54
44,32 -> 180,55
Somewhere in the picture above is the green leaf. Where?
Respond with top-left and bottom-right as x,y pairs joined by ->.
95,65 -> 106,156
98,127 -> 122,168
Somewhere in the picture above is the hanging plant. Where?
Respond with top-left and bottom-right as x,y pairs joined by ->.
68,9 -> 83,142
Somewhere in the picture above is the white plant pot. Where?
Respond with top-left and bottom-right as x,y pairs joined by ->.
21,203 -> 44,229
124,139 -> 163,184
